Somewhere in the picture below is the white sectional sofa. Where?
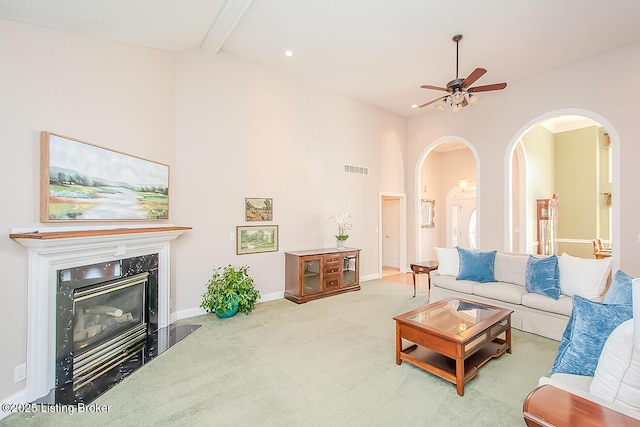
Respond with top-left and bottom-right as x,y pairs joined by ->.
538,317 -> 640,420
429,248 -> 612,341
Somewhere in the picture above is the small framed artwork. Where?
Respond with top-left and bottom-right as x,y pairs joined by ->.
40,131 -> 169,222
245,197 -> 273,221
236,225 -> 279,255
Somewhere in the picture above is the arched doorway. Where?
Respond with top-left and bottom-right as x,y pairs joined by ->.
416,137 -> 479,261
506,110 -> 619,267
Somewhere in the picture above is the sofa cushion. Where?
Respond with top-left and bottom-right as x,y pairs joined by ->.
558,253 -> 612,299
493,252 -> 528,286
472,281 -> 526,305
435,247 -> 459,276
616,347 -> 640,410
540,373 -> 594,392
550,296 -> 633,376
456,247 -> 496,283
521,293 -> 572,316
525,255 -> 560,300
431,274 -> 474,294
603,270 -> 633,305
591,320 -> 634,399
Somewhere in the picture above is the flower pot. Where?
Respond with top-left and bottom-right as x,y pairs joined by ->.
336,236 -> 348,249
214,299 -> 239,318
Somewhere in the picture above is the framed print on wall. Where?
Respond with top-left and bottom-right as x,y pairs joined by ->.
236,225 -> 279,255
40,131 -> 169,222
245,197 -> 273,221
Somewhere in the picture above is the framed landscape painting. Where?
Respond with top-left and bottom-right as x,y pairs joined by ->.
245,197 -> 273,221
40,131 -> 170,222
236,225 -> 279,255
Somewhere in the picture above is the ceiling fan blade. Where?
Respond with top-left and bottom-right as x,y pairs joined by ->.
420,84 -> 449,92
461,68 -> 487,89
419,96 -> 447,108
467,82 -> 507,93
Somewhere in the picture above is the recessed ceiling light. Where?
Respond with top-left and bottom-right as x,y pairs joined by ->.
411,104 -> 418,109
284,50 -> 294,57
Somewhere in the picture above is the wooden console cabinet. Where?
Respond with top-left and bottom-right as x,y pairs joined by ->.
285,248 -> 360,303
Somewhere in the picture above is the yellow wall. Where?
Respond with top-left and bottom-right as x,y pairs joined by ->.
554,126 -> 598,240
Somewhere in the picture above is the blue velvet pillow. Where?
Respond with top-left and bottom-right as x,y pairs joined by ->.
525,255 -> 560,300
456,247 -> 496,283
603,270 -> 633,305
550,295 -> 633,376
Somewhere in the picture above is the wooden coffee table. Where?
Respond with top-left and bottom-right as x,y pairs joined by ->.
394,298 -> 513,396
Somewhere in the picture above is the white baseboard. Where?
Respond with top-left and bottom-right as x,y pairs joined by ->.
361,273 -> 380,282
1,389 -> 28,420
170,291 -> 284,322
171,307 -> 207,322
260,290 -> 283,302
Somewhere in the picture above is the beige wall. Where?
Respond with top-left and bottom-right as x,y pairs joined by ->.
0,20 -> 175,401
0,19 -> 407,402
172,49 -> 407,313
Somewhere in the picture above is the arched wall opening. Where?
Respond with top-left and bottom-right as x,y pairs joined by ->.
504,108 -> 620,271
415,136 -> 481,262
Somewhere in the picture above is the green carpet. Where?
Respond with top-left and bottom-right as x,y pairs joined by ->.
2,280 -> 559,426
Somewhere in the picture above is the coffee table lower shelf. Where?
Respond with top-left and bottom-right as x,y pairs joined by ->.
399,339 -> 509,393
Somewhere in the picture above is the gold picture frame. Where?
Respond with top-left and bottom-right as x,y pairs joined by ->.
40,131 -> 169,222
236,225 -> 279,255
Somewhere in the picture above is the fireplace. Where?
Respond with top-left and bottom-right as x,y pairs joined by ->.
55,255 -> 157,404
10,226 -> 191,405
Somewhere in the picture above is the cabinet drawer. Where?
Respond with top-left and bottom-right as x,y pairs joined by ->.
324,274 -> 340,290
324,261 -> 340,275
324,254 -> 340,263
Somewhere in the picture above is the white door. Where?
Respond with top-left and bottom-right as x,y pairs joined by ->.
382,198 -> 400,268
450,198 -> 476,249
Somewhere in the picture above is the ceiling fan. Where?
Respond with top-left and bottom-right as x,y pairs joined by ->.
419,34 -> 507,112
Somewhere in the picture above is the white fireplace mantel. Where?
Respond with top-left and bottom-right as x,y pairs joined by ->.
10,226 -> 190,402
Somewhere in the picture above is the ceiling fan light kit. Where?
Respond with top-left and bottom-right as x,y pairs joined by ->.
419,34 -> 507,112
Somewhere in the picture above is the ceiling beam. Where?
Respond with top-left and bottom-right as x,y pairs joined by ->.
200,0 -> 254,53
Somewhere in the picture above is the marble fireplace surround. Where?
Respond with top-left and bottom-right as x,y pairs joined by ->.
10,225 -> 190,403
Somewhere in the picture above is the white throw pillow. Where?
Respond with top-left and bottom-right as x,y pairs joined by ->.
590,319 -> 640,410
493,252 -> 529,286
558,252 -> 612,298
590,319 -> 634,401
616,347 -> 640,410
435,247 -> 459,276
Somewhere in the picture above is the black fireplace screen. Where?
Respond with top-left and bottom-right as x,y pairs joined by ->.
72,273 -> 148,391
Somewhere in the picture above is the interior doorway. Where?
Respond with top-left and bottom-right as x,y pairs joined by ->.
507,113 -> 616,259
382,197 -> 400,268
378,192 -> 407,277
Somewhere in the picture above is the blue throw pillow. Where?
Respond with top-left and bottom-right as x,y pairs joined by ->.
550,295 -> 633,376
456,247 -> 496,283
603,270 -> 633,305
525,255 -> 560,300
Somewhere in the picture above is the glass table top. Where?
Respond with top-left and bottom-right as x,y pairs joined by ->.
405,299 -> 502,335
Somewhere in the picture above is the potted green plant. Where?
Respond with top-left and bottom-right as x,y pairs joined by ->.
200,264 -> 260,318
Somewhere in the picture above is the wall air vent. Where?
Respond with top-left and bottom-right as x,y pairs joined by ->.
344,164 -> 369,175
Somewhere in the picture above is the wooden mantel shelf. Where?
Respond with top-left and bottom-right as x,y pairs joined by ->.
10,226 -> 192,240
